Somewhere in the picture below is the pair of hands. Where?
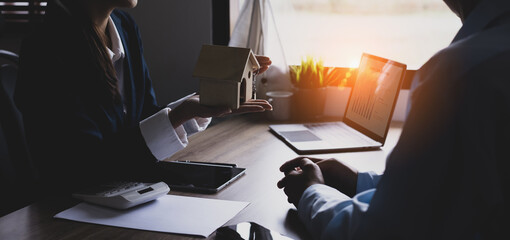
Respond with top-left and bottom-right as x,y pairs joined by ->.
277,157 -> 359,207
169,96 -> 272,128
169,56 -> 273,128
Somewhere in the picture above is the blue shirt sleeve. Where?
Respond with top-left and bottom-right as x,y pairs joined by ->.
298,184 -> 376,240
356,171 -> 382,193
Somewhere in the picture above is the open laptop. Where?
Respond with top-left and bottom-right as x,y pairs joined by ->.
269,53 -> 406,154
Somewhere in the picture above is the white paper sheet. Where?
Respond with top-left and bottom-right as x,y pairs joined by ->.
54,195 -> 249,237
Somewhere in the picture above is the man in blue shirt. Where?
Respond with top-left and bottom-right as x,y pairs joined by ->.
277,0 -> 510,239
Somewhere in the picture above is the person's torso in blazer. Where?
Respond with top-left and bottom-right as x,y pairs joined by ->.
15,3 -> 161,191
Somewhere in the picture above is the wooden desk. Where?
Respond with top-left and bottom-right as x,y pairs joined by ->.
0,114 -> 403,240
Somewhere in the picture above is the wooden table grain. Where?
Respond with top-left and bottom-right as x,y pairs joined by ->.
0,114 -> 403,240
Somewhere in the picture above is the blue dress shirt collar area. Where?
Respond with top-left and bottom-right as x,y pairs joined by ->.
452,0 -> 510,43
410,1 -> 510,106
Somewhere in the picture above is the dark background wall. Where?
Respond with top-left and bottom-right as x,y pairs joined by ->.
0,34 -> 21,54
125,0 -> 213,104
0,33 -> 23,66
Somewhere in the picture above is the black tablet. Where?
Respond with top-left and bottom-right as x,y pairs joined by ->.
155,161 -> 246,193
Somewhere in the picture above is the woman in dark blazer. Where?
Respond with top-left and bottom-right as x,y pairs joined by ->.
15,0 -> 272,193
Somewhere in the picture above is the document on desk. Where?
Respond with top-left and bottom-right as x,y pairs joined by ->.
54,195 -> 249,237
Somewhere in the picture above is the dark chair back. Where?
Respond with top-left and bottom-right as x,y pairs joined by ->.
0,49 -> 38,216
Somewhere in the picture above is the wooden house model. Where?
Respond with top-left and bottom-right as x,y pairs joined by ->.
193,45 -> 260,109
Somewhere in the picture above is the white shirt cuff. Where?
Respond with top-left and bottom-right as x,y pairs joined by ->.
139,108 -> 187,161
167,92 -> 211,135
183,117 -> 211,136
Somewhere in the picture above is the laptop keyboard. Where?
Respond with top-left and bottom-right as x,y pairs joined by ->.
304,122 -> 377,145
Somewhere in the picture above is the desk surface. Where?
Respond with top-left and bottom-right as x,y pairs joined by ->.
0,114 -> 403,240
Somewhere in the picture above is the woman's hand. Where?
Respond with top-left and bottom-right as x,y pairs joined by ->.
233,99 -> 273,114
277,157 -> 325,207
169,95 -> 272,128
255,55 -> 272,75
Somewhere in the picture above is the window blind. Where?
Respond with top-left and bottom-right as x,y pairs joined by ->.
0,1 -> 47,32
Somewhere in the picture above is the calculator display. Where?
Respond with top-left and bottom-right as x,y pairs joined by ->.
137,187 -> 154,194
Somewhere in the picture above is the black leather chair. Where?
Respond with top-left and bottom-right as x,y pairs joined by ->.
0,49 -> 38,216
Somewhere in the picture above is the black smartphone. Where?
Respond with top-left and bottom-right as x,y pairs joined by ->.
215,222 -> 294,240
155,161 -> 246,194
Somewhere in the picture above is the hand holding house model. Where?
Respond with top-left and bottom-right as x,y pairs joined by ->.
193,45 -> 261,109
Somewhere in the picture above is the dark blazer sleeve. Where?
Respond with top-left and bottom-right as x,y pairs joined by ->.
15,11 -> 161,193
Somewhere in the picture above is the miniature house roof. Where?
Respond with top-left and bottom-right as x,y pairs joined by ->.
193,45 -> 260,82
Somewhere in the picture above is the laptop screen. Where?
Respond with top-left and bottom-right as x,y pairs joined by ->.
344,53 -> 406,140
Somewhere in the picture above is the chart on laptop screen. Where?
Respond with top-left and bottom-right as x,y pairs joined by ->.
345,55 -> 405,137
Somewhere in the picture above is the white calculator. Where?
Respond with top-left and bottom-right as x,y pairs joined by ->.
72,181 -> 170,209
